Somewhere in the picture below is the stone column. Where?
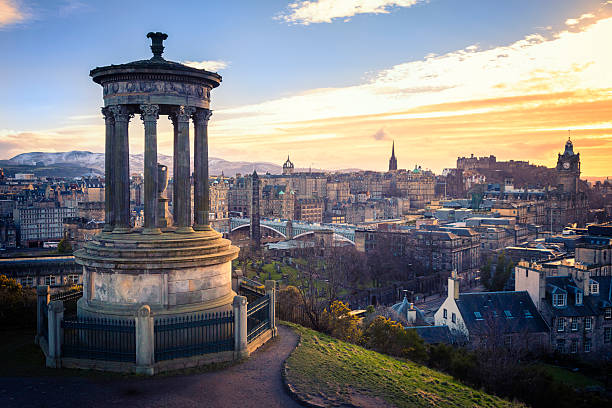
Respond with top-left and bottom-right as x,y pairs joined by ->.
192,109 -> 212,231
110,105 -> 133,233
140,104 -> 161,235
265,280 -> 277,337
170,106 -> 196,233
135,305 -> 155,375
101,107 -> 115,232
36,285 -> 50,344
233,295 -> 248,358
46,300 -> 64,368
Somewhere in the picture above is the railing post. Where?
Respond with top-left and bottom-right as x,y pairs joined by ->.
265,280 -> 277,337
36,285 -> 50,344
135,305 -> 155,375
233,295 -> 248,358
46,300 -> 64,368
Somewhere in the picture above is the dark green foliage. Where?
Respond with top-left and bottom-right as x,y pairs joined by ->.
482,252 -> 513,291
0,275 -> 36,327
57,238 -> 72,254
363,316 -> 428,363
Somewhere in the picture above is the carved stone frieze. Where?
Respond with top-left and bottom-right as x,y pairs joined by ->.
103,80 -> 211,100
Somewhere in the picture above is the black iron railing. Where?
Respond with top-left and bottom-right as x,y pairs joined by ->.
247,294 -> 270,343
61,317 -> 136,362
154,312 -> 234,362
51,289 -> 82,317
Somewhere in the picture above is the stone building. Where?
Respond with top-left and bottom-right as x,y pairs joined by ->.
282,155 -> 294,175
13,204 -> 77,246
388,141 -> 397,171
515,261 -> 612,358
261,184 -> 294,220
294,198 -> 324,223
63,217 -> 104,250
209,178 -> 229,220
435,274 -> 549,349
0,255 -> 81,288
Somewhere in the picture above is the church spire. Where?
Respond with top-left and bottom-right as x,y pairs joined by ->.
388,140 -> 398,171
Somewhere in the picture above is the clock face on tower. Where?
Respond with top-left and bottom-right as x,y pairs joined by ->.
563,162 -> 570,169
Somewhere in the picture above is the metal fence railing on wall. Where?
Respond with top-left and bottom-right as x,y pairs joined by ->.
51,289 -> 82,317
154,312 -> 234,362
61,317 -> 136,362
247,294 -> 270,343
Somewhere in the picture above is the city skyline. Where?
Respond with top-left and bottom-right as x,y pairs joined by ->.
1,0 -> 611,177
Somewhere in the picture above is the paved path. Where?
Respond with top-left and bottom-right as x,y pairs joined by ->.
0,326 -> 301,408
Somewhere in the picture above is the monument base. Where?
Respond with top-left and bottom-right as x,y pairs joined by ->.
75,228 -> 239,321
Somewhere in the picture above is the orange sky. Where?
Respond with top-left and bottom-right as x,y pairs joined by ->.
1,5 -> 611,177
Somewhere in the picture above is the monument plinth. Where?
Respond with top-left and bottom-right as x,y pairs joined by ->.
76,32 -> 239,320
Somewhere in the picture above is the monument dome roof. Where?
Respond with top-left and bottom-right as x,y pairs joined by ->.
90,32 -> 221,87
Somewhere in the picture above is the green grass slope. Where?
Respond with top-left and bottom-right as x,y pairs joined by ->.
284,323 -> 521,408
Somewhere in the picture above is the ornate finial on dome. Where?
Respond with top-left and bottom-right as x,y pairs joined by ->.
147,32 -> 168,60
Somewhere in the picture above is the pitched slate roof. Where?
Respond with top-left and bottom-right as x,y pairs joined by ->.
407,325 -> 453,344
456,291 -> 549,335
544,276 -> 612,317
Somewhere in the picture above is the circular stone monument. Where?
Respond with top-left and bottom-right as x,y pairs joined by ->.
75,32 -> 239,319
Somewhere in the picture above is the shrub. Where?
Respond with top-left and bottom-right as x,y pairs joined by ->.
0,275 -> 36,327
363,316 -> 427,362
321,300 -> 362,343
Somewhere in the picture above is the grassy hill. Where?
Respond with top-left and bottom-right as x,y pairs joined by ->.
284,322 -> 521,408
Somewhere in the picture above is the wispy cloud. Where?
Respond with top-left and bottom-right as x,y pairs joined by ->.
0,0 -> 28,27
182,60 -> 229,71
372,127 -> 390,141
276,0 -> 423,25
209,13 -> 612,176
566,13 -> 595,26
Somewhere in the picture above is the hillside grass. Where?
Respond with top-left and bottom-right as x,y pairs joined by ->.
284,322 -> 521,408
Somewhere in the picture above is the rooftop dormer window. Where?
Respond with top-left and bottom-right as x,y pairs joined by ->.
474,311 -> 483,320
504,310 -> 513,318
590,281 -> 599,295
553,293 -> 567,307
576,291 -> 583,305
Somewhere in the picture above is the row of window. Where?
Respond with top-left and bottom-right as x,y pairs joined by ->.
19,274 -> 80,287
556,338 -> 591,353
557,317 -> 592,332
442,308 -> 457,323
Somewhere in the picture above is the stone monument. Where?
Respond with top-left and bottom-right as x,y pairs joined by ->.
75,32 -> 239,320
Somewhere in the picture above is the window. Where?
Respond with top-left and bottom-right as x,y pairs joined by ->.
571,318 -> 578,331
21,276 -> 34,287
504,310 -> 513,319
584,339 -> 591,353
553,293 -> 566,307
570,339 -> 578,354
443,308 -> 448,319
68,274 -> 80,284
474,311 -> 483,320
557,318 -> 565,332
44,275 -> 56,286
556,339 -> 565,353
524,309 -> 533,318
590,281 -> 599,295
605,327 -> 612,343
605,308 -> 612,320
585,317 -> 592,331
575,292 -> 582,305
452,312 -> 456,323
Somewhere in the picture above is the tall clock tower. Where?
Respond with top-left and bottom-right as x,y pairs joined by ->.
556,137 -> 580,194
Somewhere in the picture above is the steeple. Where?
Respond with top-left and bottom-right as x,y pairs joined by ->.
388,140 -> 398,171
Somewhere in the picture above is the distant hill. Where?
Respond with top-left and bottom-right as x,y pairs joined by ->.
6,151 -> 282,177
4,151 -> 362,178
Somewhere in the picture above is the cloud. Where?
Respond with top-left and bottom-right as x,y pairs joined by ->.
209,14 -> 612,176
372,128 -> 390,140
182,60 -> 229,71
0,0 -> 28,27
566,13 -> 595,26
276,0 -> 423,25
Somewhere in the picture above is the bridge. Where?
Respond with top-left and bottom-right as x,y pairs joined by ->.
229,218 -> 356,243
